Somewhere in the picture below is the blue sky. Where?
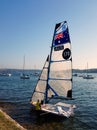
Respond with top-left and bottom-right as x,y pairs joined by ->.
0,0 -> 97,69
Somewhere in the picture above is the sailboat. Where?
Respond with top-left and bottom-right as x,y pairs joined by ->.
20,56 -> 30,79
31,21 -> 75,117
83,63 -> 94,79
33,65 -> 40,76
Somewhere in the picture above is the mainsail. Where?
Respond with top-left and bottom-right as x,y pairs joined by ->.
45,21 -> 72,103
31,21 -> 72,104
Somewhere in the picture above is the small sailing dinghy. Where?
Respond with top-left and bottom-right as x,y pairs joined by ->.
31,21 -> 76,118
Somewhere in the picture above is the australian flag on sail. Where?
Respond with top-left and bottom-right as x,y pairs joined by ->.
53,21 -> 71,46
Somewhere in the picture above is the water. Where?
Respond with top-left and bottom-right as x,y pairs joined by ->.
0,70 -> 97,130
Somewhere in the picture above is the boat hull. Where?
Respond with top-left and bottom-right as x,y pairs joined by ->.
20,76 -> 30,79
20,74 -> 30,79
31,102 -> 75,118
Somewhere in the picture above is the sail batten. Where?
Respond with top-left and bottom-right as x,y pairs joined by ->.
51,59 -> 71,62
35,91 -> 45,94
48,78 -> 72,81
39,79 -> 47,81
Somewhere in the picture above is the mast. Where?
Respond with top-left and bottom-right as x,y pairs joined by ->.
44,24 -> 57,103
87,62 -> 88,75
23,55 -> 25,74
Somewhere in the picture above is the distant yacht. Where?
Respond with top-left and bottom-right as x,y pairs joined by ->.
79,74 -> 84,77
20,73 -> 30,79
83,63 -> 94,79
20,56 -> 30,79
33,65 -> 40,76
7,73 -> 12,77
0,73 -> 12,77
83,74 -> 94,79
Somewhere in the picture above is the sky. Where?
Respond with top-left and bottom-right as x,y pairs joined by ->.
0,0 -> 97,70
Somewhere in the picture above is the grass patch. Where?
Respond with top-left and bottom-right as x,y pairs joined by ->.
0,111 -> 24,130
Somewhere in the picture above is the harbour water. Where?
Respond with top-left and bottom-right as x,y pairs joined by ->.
0,70 -> 97,130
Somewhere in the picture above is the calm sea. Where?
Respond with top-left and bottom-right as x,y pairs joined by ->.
0,70 -> 97,130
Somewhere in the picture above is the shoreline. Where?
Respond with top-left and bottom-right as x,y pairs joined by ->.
0,108 -> 26,130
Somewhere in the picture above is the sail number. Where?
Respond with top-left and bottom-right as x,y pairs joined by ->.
62,48 -> 71,60
54,45 -> 64,51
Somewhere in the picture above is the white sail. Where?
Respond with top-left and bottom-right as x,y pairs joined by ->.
46,21 -> 72,102
31,56 -> 49,102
